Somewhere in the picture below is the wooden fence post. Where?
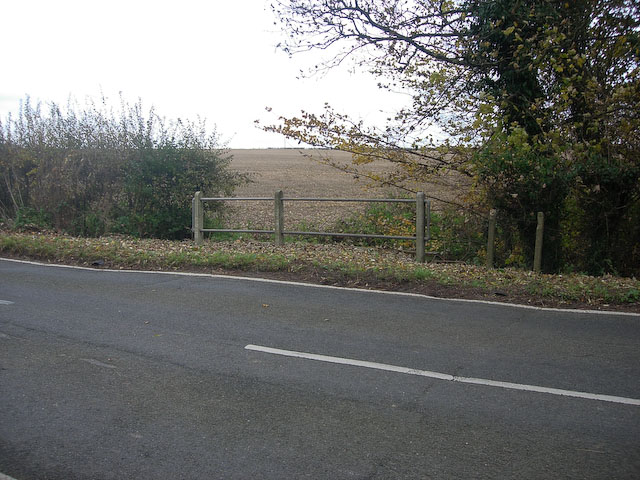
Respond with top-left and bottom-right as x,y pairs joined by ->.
426,199 -> 431,242
192,191 -> 203,245
534,211 -> 544,273
274,190 -> 284,246
486,209 -> 497,268
416,192 -> 426,263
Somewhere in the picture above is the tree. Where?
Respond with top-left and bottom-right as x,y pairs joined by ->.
266,0 -> 640,274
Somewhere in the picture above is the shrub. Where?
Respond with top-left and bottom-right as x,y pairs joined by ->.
0,95 -> 245,239
13,207 -> 52,230
333,198 -> 415,248
333,199 -> 486,263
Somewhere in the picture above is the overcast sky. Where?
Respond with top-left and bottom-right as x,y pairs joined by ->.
1,0 -> 410,148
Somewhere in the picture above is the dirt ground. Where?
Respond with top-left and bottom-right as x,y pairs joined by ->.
225,149 -> 393,230
225,149 -> 465,231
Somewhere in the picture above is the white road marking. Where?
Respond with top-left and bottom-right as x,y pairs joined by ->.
245,344 -> 640,406
80,358 -> 117,369
2,257 -> 638,317
0,300 -> 14,305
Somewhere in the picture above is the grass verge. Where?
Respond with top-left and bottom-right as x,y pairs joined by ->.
1,229 -> 638,313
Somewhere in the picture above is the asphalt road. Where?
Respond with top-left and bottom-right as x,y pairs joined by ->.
1,258 -> 639,479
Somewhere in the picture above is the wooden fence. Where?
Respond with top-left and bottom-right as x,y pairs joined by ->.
192,190 -> 431,262
192,190 -> 547,271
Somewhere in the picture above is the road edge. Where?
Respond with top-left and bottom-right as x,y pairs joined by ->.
1,257 -> 638,317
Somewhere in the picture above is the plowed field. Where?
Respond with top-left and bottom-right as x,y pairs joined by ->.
226,149 -> 465,231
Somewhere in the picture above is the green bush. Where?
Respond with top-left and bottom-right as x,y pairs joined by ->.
13,207 -> 52,229
333,199 -> 486,263
429,209 -> 486,264
334,199 -> 416,248
0,95 -> 245,239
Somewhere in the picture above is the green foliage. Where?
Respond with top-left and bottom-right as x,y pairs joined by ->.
464,0 -> 640,275
333,200 -> 486,263
289,220 -> 326,243
0,95 -> 244,239
429,209 -> 486,264
472,130 -> 570,271
268,0 -> 640,276
333,199 -> 416,248
202,216 -> 241,242
13,207 -> 52,229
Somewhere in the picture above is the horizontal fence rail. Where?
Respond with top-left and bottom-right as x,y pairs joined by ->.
193,190 -> 550,270
192,190 -> 431,262
283,197 -> 416,203
200,197 -> 271,201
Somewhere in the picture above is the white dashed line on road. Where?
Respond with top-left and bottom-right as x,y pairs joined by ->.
245,344 -> 640,406
0,300 -> 14,305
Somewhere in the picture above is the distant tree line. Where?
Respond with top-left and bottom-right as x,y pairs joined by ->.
0,96 -> 244,239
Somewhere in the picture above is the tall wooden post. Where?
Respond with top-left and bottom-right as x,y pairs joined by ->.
534,211 -> 544,273
426,199 -> 431,242
274,190 -> 284,246
193,191 -> 203,245
416,192 -> 426,263
486,209 -> 497,268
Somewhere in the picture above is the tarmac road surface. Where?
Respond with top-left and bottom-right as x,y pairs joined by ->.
1,258 -> 639,479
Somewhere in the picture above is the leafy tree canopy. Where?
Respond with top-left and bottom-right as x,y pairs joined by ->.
266,0 -> 640,274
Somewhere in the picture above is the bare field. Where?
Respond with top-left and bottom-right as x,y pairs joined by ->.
223,149 -> 464,230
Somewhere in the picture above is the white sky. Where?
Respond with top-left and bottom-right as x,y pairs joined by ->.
1,0 -> 410,148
